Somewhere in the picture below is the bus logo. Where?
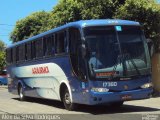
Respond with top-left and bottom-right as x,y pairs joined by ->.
32,66 -> 49,74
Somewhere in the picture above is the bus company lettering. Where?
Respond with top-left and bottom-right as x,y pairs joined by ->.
32,66 -> 49,74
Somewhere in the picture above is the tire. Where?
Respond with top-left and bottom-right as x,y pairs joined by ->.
0,81 -> 2,85
62,88 -> 76,111
18,85 -> 26,101
111,101 -> 124,107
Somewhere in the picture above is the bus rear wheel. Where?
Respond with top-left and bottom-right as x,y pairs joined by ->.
62,88 -> 76,111
18,85 -> 26,101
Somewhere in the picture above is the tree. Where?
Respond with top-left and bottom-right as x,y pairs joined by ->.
0,40 -> 6,51
0,40 -> 6,72
114,0 -> 160,51
79,0 -> 117,19
50,0 -> 119,27
50,0 -> 82,27
10,11 -> 51,43
0,51 -> 6,72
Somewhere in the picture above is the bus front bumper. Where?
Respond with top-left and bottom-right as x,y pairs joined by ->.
88,88 -> 153,105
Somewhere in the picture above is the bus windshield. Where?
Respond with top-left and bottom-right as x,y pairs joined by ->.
84,26 -> 151,79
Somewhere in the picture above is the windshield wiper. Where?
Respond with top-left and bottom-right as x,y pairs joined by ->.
129,59 -> 141,76
109,63 -> 119,80
109,54 -> 122,79
109,54 -> 141,80
124,54 -> 141,76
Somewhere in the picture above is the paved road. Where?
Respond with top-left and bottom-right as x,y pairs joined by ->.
0,86 -> 160,120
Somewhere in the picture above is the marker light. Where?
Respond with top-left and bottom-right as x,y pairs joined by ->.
91,88 -> 109,92
141,83 -> 153,89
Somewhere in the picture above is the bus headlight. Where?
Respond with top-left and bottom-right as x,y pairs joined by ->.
141,83 -> 153,89
91,88 -> 109,92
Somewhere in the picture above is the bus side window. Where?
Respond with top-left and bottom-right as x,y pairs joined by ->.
26,42 -> 32,60
57,32 -> 65,54
31,41 -> 36,59
51,35 -> 55,55
45,36 -> 54,56
55,34 -> 57,54
12,47 -> 16,63
18,45 -> 21,61
16,46 -> 19,62
22,44 -> 25,61
43,37 -> 47,56
19,44 -> 25,61
64,31 -> 69,53
36,39 -> 43,58
25,43 -> 27,60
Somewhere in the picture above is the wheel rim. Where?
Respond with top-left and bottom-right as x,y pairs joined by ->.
64,92 -> 71,105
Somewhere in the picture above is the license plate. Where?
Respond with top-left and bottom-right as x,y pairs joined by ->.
121,95 -> 132,101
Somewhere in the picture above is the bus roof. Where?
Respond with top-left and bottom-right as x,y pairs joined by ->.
7,19 -> 140,49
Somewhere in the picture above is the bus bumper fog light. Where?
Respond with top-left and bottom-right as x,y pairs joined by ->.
141,83 -> 153,89
91,88 -> 109,92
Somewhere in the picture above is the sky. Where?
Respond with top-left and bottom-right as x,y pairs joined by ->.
0,0 -> 58,46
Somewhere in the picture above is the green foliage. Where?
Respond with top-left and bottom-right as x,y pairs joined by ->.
50,0 -> 82,27
0,40 -> 6,71
0,51 -> 6,71
51,0 -> 119,27
0,40 -> 6,51
10,11 -> 51,43
79,0 -> 117,19
114,0 -> 160,42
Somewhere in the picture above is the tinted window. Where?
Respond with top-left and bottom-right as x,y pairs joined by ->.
12,47 -> 16,63
16,46 -> 19,62
19,44 -> 25,61
31,41 -> 36,59
45,35 -> 55,56
26,42 -> 31,60
56,32 -> 65,54
36,39 -> 43,58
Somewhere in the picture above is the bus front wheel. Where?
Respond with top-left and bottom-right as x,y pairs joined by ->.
18,85 -> 26,101
62,88 -> 76,111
